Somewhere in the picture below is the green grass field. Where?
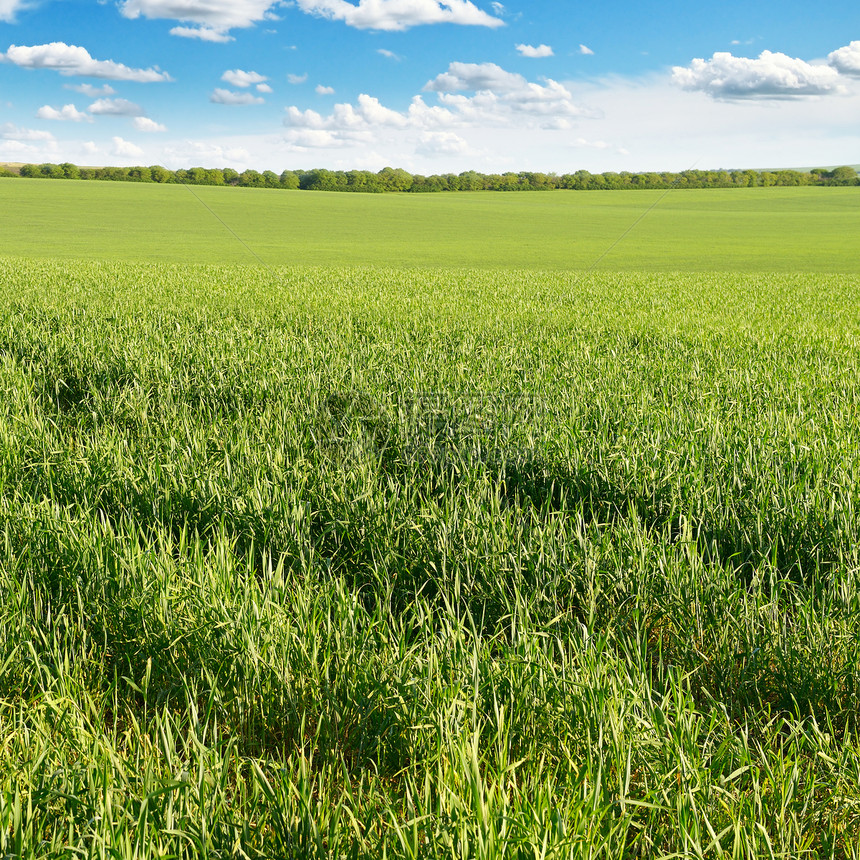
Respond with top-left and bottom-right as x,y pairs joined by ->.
1,181 -> 860,857
2,177 -> 858,271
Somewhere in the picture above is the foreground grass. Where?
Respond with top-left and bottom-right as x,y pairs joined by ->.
1,258 -> 860,857
2,178 -> 859,271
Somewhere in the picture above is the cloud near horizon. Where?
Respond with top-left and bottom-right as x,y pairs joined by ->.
2,42 -> 171,82
1,122 -> 55,141
672,50 -> 843,99
284,61 -> 589,152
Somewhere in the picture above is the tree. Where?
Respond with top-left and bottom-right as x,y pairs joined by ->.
377,166 -> 413,191
280,170 -> 300,189
149,165 -> 172,183
239,169 -> 265,187
127,166 -> 152,182
458,170 -> 483,191
831,166 -> 858,186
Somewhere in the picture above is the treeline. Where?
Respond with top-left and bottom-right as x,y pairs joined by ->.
3,161 -> 858,191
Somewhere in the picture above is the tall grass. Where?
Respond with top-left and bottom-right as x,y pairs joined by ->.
1,258 -> 859,856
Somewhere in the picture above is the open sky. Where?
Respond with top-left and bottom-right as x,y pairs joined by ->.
1,0 -> 858,174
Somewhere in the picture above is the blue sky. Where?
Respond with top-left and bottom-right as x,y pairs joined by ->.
1,0 -> 858,173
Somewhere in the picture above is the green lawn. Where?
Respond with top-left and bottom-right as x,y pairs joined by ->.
2,177 -> 857,271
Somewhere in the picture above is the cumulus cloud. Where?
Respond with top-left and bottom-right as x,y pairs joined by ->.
423,62 -> 588,126
65,83 -> 116,96
425,61 -> 525,92
36,103 -> 91,121
120,0 -> 279,40
222,69 -> 268,87
88,97 -> 145,116
1,122 -> 55,141
163,140 -> 252,167
111,136 -> 144,158
169,26 -> 234,42
284,128 -> 363,148
210,88 -> 265,104
415,130 -> 470,156
316,84 -> 335,94
672,50 -> 843,99
2,42 -> 171,82
284,61 -> 588,149
287,73 -> 308,84
0,0 -> 30,22
133,116 -> 167,132
516,43 -> 553,58
828,41 -> 860,76
292,0 -> 504,31
257,83 -> 273,93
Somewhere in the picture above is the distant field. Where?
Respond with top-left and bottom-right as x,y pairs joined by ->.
1,177 -> 857,271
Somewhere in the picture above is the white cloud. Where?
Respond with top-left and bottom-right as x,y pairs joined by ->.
828,41 -> 860,76
377,48 -> 401,60
490,1 -> 504,13
425,61 -> 525,92
315,84 -> 335,94
292,0 -> 504,31
1,122 -> 55,141
120,0 -> 279,40
287,73 -> 308,84
0,138 -> 59,157
0,0 -> 29,22
415,130 -> 470,156
257,83 -> 273,93
672,50 -> 843,99
36,103 -> 91,122
111,136 -> 144,158
285,128 -> 359,148
516,43 -> 553,58
422,62 -> 588,126
65,83 -> 116,97
2,42 -> 171,82
210,88 -> 265,104
169,26 -> 234,42
133,116 -> 167,132
284,61 -> 588,153
579,44 -> 594,55
562,70 -> 860,171
222,69 -> 268,87
89,97 -> 145,116
162,139 -> 253,168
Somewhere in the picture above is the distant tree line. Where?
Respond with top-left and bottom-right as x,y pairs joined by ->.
3,161 -> 858,190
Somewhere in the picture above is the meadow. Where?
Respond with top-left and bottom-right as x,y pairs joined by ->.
1,177 -> 859,271
1,182 -> 860,857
